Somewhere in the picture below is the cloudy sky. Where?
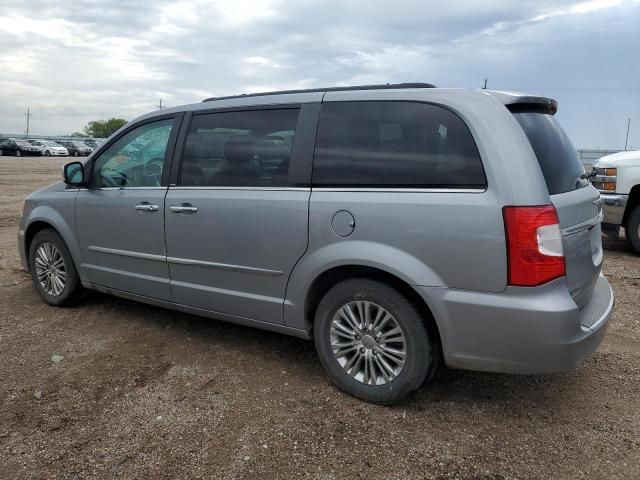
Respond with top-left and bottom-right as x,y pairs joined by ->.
1,0 -> 638,148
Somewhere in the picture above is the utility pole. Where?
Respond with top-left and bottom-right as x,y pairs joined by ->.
624,118 -> 631,150
25,108 -> 32,137
157,99 -> 164,110
483,78 -> 488,89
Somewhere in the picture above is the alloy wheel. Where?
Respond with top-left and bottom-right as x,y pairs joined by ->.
330,300 -> 407,386
34,242 -> 66,296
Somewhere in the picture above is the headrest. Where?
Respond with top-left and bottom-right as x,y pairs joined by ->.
224,135 -> 255,164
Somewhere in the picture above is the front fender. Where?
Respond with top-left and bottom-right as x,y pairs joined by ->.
283,240 -> 445,330
23,203 -> 86,282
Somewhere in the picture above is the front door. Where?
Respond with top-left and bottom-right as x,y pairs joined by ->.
164,107 -> 310,324
76,116 -> 179,300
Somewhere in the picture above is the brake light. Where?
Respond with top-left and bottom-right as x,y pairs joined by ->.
503,206 -> 565,287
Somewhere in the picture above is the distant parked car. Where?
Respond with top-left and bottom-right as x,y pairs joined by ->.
56,140 -> 93,157
27,140 -> 69,157
82,139 -> 104,149
0,138 -> 42,157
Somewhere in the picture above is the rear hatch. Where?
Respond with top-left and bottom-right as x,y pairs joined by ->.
513,111 -> 602,308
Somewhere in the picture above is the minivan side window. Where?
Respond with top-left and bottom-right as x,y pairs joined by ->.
178,109 -> 299,187
91,119 -> 173,188
313,101 -> 486,188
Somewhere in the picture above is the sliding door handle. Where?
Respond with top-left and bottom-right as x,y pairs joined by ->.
170,204 -> 198,214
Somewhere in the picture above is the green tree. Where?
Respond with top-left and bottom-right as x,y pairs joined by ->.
69,131 -> 88,138
82,118 -> 127,138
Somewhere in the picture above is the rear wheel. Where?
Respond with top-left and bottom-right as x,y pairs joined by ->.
16,150 -> 21,157
625,206 -> 640,254
28,229 -> 82,306
314,278 -> 436,405
74,151 -> 79,157
45,150 -> 51,157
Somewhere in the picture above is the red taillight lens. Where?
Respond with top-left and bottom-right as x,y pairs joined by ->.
503,205 -> 565,287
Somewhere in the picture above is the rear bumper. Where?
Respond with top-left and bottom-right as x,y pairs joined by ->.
422,275 -> 614,374
601,193 -> 628,225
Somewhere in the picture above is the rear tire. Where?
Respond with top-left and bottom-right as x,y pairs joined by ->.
28,229 -> 82,306
625,206 -> 640,254
45,150 -> 51,157
16,150 -> 21,157
314,278 -> 435,405
74,151 -> 79,157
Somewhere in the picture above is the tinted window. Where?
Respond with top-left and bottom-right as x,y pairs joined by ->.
92,119 -> 173,188
513,112 -> 586,195
179,109 -> 299,187
313,101 -> 486,188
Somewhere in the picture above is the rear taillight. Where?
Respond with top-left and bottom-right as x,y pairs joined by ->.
503,205 -> 565,287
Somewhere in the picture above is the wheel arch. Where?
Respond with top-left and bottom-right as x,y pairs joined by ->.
622,184 -> 640,227
23,209 -> 85,281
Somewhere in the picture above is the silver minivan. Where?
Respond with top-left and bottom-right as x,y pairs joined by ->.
18,84 -> 614,404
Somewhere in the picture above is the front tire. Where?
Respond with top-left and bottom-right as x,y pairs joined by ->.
16,150 -> 21,157
45,150 -> 51,157
314,278 -> 435,405
28,229 -> 82,306
74,151 -> 79,157
625,206 -> 640,254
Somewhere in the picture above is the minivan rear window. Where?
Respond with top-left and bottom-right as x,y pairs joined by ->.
512,112 -> 587,195
313,101 -> 486,188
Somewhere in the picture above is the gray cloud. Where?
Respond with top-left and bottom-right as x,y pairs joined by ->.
0,0 -> 638,148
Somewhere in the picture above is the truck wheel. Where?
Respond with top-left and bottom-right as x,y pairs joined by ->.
625,206 -> 640,254
314,278 -> 436,405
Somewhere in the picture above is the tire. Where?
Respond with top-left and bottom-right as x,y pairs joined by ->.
314,278 -> 436,405
16,150 -> 21,157
625,206 -> 640,254
0,150 -> 3,156
74,151 -> 79,157
45,150 -> 51,157
28,229 -> 82,306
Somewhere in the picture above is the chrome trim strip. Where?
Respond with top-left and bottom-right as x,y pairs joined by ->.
168,186 -> 310,191
312,187 -> 486,193
167,256 -> 283,276
561,215 -> 602,235
87,246 -> 166,262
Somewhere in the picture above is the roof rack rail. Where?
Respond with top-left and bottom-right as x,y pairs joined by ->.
203,82 -> 436,102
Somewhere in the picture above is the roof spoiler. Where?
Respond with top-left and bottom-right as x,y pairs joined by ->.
484,90 -> 558,115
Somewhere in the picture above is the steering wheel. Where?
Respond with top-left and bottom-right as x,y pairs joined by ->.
100,168 -> 128,187
142,157 -> 164,186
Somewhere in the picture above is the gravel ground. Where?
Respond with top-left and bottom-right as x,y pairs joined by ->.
1,157 -> 639,480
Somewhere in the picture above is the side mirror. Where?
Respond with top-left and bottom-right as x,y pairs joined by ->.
63,161 -> 85,186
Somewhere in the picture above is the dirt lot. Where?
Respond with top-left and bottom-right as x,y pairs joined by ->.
0,157 -> 638,479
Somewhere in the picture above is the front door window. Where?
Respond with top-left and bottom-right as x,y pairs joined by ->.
92,119 -> 173,188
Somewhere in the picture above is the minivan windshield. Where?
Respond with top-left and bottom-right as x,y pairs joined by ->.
513,112 -> 587,195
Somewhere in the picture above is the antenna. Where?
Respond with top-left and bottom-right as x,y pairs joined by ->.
624,118 -> 631,150
483,78 -> 488,89
25,108 -> 32,137
157,99 -> 164,110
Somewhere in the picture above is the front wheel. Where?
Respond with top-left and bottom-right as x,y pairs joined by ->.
74,151 -> 79,157
45,150 -> 51,157
28,229 -> 82,306
314,278 -> 436,405
16,150 -> 21,157
625,206 -> 640,254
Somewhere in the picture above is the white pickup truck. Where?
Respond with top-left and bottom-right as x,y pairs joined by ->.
592,150 -> 640,253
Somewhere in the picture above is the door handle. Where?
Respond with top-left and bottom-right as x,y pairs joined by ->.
170,204 -> 198,214
135,203 -> 159,212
